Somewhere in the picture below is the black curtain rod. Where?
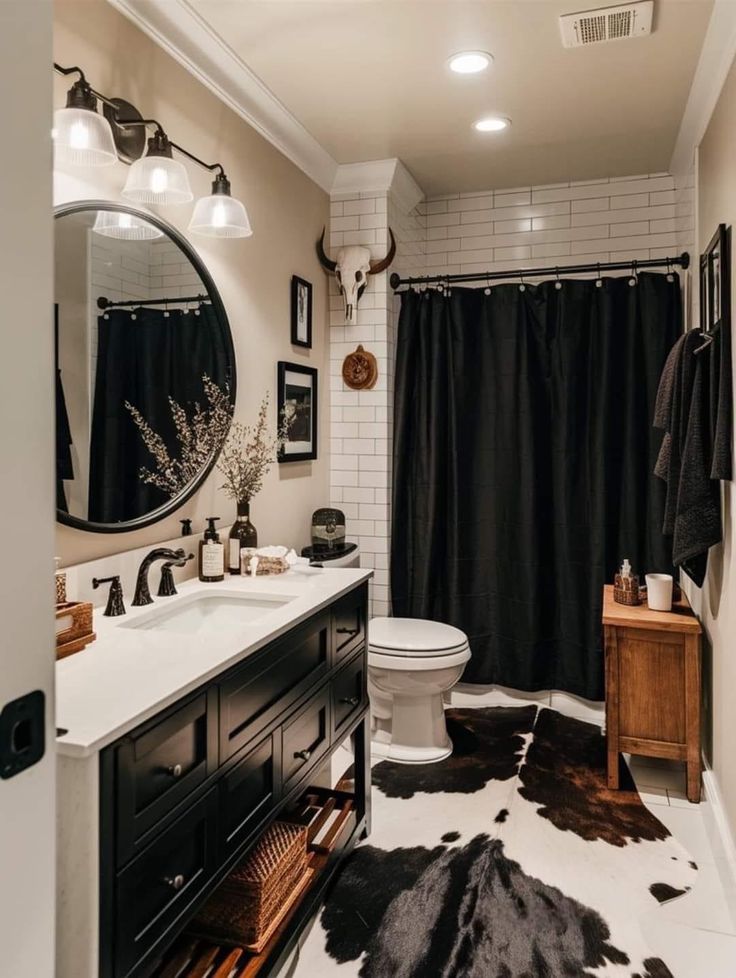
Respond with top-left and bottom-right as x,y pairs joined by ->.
389,252 -> 690,291
97,294 -> 209,310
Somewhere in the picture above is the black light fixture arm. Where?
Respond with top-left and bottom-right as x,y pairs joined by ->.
53,62 -> 231,183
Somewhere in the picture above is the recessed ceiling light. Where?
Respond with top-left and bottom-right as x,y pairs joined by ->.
474,116 -> 510,133
448,51 -> 493,74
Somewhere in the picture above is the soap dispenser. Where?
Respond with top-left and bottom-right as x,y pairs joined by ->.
199,517 -> 225,582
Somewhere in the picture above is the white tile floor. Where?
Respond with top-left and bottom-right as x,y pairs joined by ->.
627,755 -> 736,978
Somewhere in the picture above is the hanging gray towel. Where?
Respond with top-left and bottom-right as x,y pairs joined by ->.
653,328 -> 729,586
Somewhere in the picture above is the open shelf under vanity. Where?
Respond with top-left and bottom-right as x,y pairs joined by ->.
154,787 -> 360,978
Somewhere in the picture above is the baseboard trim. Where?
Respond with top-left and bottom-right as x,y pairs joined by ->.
701,763 -> 736,886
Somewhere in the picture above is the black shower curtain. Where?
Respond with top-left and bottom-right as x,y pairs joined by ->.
391,274 -> 681,700
88,304 -> 227,524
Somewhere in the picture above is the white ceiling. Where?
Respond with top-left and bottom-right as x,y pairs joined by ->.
185,0 -> 714,195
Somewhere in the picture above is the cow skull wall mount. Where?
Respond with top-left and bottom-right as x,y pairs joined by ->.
316,227 -> 396,324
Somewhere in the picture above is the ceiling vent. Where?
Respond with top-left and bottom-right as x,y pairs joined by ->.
559,1 -> 653,48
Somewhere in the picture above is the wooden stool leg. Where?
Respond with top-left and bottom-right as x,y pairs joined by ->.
605,625 -> 620,790
685,634 -> 702,804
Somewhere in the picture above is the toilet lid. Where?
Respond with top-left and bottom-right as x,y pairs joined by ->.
369,617 -> 469,656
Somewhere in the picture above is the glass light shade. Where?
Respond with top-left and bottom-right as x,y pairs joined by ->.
122,156 -> 193,205
189,193 -> 252,238
92,211 -> 164,240
52,107 -> 117,167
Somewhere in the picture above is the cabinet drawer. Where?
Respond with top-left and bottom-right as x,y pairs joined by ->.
332,584 -> 367,664
219,612 -> 329,760
332,652 -> 368,739
282,687 -> 331,792
114,691 -> 217,864
115,789 -> 218,978
220,733 -> 279,858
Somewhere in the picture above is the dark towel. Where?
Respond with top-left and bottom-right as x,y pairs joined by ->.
653,328 -> 730,587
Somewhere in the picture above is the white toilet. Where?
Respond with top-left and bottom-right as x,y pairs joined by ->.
368,617 -> 471,764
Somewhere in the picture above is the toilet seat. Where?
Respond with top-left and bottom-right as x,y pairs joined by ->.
369,617 -> 469,657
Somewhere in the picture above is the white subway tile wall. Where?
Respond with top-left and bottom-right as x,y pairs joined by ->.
329,190 -> 425,616
330,172 -> 695,615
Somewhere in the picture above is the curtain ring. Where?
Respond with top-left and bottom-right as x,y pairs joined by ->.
445,274 -> 451,297
163,300 -> 170,319
484,271 -> 491,296
519,270 -> 526,293
194,300 -> 201,317
666,258 -> 674,283
554,266 -> 562,290
130,306 -> 138,321
629,260 -> 638,287
595,262 -> 603,288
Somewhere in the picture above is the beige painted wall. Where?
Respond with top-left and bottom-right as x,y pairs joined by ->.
54,0 -> 330,565
690,55 -> 736,838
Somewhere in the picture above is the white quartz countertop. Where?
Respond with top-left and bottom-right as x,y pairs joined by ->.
56,568 -> 372,758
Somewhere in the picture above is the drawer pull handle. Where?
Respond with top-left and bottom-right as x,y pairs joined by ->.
340,696 -> 360,707
294,749 -> 312,761
167,763 -> 183,778
163,874 -> 186,891
336,627 -> 359,636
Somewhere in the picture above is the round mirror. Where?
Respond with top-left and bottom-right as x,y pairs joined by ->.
55,202 -> 236,533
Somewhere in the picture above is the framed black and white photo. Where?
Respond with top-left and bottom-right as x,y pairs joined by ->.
278,361 -> 318,462
700,224 -> 729,333
290,275 -> 312,348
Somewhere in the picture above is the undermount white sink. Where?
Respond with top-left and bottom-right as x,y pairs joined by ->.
120,589 -> 298,635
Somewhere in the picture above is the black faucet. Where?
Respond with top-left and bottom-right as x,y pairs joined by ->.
158,553 -> 194,597
93,575 -> 126,617
132,548 -> 186,606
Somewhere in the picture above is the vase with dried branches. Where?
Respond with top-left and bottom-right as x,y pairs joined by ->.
217,393 -> 288,573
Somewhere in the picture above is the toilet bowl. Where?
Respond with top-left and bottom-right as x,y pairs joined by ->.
368,617 -> 471,764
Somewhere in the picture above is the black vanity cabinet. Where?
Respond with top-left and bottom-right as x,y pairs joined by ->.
98,582 -> 369,978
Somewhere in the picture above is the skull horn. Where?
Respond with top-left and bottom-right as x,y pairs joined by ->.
369,229 -> 396,275
316,227 -> 337,272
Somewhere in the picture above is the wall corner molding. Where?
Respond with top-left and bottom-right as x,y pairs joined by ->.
670,0 -> 736,181
105,0 -> 338,193
331,159 -> 425,213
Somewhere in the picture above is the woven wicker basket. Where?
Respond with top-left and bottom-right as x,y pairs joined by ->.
192,822 -> 308,948
613,573 -> 640,606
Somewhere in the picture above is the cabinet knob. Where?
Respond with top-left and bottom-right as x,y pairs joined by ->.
340,696 -> 360,707
294,749 -> 312,761
167,763 -> 183,778
163,874 -> 185,891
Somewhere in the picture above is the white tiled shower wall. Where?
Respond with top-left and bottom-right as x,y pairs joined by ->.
329,172 -> 694,615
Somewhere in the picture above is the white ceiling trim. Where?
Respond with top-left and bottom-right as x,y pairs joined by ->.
331,159 -> 425,213
106,0 -> 339,192
669,0 -> 736,180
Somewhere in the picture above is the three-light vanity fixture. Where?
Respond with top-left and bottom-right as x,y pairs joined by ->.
52,63 -> 252,239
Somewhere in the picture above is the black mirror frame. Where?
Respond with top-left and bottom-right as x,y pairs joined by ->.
54,200 -> 236,535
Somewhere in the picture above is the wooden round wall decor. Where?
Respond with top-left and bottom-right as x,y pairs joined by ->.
342,345 -> 378,390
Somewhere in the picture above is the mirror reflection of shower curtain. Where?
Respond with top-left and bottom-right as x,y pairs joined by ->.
88,304 -> 227,524
55,304 -> 73,513
391,275 -> 681,701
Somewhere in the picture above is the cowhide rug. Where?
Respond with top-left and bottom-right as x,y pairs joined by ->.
293,706 -> 697,978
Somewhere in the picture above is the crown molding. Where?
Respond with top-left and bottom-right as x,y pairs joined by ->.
106,0 -> 338,192
670,0 -> 736,180
331,159 -> 425,213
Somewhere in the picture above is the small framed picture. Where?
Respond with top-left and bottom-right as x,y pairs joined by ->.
291,275 -> 312,348
700,224 -> 729,332
278,361 -> 318,462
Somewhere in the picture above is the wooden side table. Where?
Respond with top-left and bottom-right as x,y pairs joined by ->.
603,584 -> 702,803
